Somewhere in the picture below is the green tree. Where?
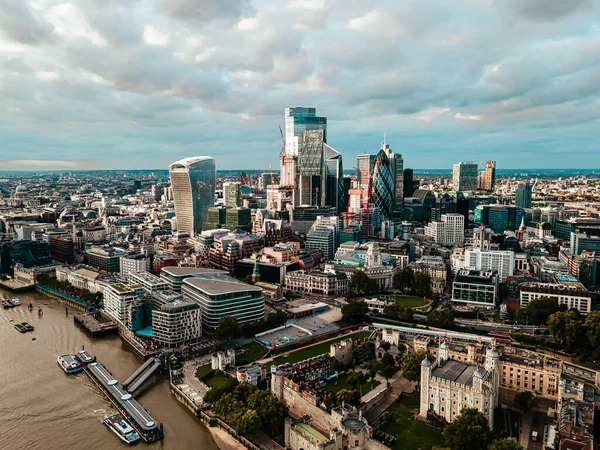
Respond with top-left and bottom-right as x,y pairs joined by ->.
347,270 -> 377,297
402,350 -> 433,383
413,272 -> 432,298
383,304 -> 414,322
381,352 -> 395,367
443,408 -> 493,450
514,391 -> 534,411
525,297 -> 559,325
341,300 -> 370,323
427,304 -> 455,329
380,341 -> 391,351
347,372 -> 366,389
489,439 -> 524,450
585,311 -> 600,347
336,389 -> 361,406
246,389 -> 288,437
547,310 -> 583,351
232,409 -> 261,437
215,315 -> 242,342
215,392 -> 242,420
394,266 -> 415,292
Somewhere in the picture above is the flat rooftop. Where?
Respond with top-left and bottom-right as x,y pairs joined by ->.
161,267 -> 227,277
183,274 -> 262,295
432,360 -> 477,387
294,423 -> 328,444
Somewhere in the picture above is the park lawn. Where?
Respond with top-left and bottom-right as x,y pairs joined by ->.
268,331 -> 371,370
204,373 -> 232,390
326,373 -> 381,395
236,341 -> 267,365
381,395 -> 446,450
196,364 -> 213,380
395,296 -> 427,309
494,407 -> 521,439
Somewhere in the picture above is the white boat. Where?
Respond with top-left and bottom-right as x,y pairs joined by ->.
103,414 -> 140,445
10,298 -> 21,306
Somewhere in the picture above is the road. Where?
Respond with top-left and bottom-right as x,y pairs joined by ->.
410,313 -> 545,335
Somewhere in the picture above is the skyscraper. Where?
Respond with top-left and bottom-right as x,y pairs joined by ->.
370,149 -> 395,220
222,181 -> 241,207
452,161 -> 478,192
356,153 -> 375,193
403,168 -> 414,198
281,107 -> 327,190
482,161 -> 496,191
515,181 -> 532,209
380,142 -> 404,210
169,156 -> 216,235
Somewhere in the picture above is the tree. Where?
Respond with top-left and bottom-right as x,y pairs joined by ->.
547,311 -> 583,351
525,297 -> 559,325
514,391 -> 534,411
232,409 -> 261,437
442,408 -> 493,450
243,275 -> 254,285
215,315 -> 241,342
347,372 -> 366,389
402,350 -> 433,383
246,389 -> 288,437
383,304 -> 414,322
427,304 -> 455,329
215,392 -> 242,420
413,272 -> 432,298
381,352 -> 395,367
394,266 -> 415,292
585,311 -> 600,348
336,389 -> 361,406
380,341 -> 391,351
341,300 -> 370,323
347,270 -> 377,297
489,439 -> 524,450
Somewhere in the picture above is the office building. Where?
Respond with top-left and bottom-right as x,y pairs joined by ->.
461,249 -> 514,282
222,181 -> 242,207
332,242 -> 397,291
409,255 -> 447,293
452,269 -> 498,307
181,269 -> 265,331
152,300 -> 202,348
474,205 -> 525,234
49,236 -> 74,264
452,161 -> 478,192
160,267 -> 221,292
208,230 -> 264,273
520,282 -> 592,314
169,156 -> 216,235
570,232 -> 600,255
0,240 -> 52,274
305,216 -> 340,260
127,270 -> 168,293
103,283 -> 145,327
482,161 -> 496,191
86,246 -> 123,273
472,226 -> 493,250
120,253 -> 151,276
370,147 -> 396,220
403,168 -> 414,198
424,213 -> 465,246
356,153 -> 375,194
381,142 -> 404,211
284,270 -> 349,296
515,181 -> 532,209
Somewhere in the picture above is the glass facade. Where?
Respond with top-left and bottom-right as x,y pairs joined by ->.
285,107 -> 327,157
515,182 -> 532,208
371,149 -> 395,220
169,157 -> 216,235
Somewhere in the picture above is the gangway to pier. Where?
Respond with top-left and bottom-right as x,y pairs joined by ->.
123,353 -> 166,394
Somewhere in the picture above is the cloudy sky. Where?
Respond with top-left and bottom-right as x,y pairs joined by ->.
1,0 -> 599,171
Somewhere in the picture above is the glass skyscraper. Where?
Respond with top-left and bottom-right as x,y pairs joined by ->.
515,181 -> 532,208
169,156 -> 216,235
284,107 -> 327,157
370,149 -> 395,220
452,161 -> 478,192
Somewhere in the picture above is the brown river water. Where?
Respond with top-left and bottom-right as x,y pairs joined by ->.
0,287 -> 219,450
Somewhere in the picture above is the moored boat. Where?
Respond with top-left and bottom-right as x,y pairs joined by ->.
10,297 -> 21,306
57,354 -> 83,374
102,413 -> 141,445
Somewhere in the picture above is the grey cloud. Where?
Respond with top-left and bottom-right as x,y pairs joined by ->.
503,0 -> 593,21
155,0 -> 254,23
0,0 -> 53,44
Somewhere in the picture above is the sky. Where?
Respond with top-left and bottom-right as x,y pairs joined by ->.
1,0 -> 599,171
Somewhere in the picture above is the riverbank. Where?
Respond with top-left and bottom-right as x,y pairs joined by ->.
208,427 -> 247,450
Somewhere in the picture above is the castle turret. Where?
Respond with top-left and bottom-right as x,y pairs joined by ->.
439,340 -> 449,363
419,357 -> 433,418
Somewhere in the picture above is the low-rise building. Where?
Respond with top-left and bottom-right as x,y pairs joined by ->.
127,270 -> 168,293
212,350 -> 235,371
410,255 -> 447,293
285,270 -> 349,297
151,300 -> 202,347
451,269 -> 498,308
519,282 -> 592,314
236,363 -> 266,386
120,253 -> 151,276
103,283 -> 145,327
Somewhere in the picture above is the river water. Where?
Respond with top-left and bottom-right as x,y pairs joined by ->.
0,287 -> 219,450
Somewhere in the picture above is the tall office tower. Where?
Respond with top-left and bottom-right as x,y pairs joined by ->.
403,168 -> 414,198
370,148 -> 395,221
297,130 -> 344,212
380,143 -> 404,210
282,107 -> 327,190
357,153 -> 376,193
305,215 -> 340,260
482,161 -> 496,191
222,181 -> 242,207
424,213 -> 465,245
452,161 -> 478,192
169,156 -> 216,236
515,181 -> 532,208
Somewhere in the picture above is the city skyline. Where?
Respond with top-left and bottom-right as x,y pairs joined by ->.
1,1 -> 600,170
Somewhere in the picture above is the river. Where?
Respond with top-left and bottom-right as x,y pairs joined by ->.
0,287 -> 219,450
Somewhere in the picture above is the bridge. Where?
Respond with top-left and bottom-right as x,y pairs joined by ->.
123,353 -> 167,394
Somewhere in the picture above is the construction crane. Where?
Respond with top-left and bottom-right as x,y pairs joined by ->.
269,163 -> 275,186
279,125 -> 286,158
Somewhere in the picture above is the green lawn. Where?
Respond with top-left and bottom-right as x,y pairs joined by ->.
395,296 -> 428,309
204,373 -> 232,390
195,364 -> 213,380
494,407 -> 521,439
268,331 -> 371,370
326,373 -> 381,395
380,392 -> 445,450
236,341 -> 268,365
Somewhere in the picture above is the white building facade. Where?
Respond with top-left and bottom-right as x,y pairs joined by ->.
424,214 -> 465,246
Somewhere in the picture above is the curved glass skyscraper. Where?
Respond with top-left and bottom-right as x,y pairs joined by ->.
169,156 -> 216,235
371,149 -> 395,220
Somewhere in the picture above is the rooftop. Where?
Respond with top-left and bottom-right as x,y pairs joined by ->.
431,359 -> 478,387
183,273 -> 262,295
161,267 -> 226,277
294,423 -> 328,444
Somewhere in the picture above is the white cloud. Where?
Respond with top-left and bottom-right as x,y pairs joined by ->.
237,16 -> 259,30
143,25 -> 169,47
412,107 -> 451,123
44,3 -> 107,47
8,106 -> 25,114
36,71 -> 59,81
454,112 -> 483,121
347,10 -> 383,32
